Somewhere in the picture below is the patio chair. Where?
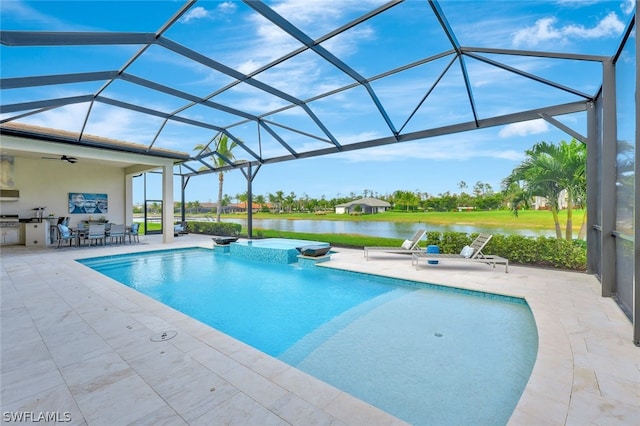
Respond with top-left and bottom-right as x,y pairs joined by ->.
109,224 -> 125,245
411,233 -> 509,272
56,224 -> 77,248
87,224 -> 106,246
127,223 -> 140,243
364,229 -> 426,260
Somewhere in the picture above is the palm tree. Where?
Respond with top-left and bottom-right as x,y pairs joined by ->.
504,143 -> 564,238
194,134 -> 237,222
274,190 -> 284,213
237,191 -> 248,211
556,140 -> 586,240
503,139 -> 586,239
254,194 -> 266,211
285,192 -> 296,213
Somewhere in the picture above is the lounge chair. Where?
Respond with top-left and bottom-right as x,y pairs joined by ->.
174,221 -> 188,236
364,229 -> 426,260
411,233 -> 509,272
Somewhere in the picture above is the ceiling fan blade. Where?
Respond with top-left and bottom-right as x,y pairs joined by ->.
41,155 -> 77,163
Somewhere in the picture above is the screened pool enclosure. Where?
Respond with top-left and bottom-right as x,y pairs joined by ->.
0,1 -> 637,344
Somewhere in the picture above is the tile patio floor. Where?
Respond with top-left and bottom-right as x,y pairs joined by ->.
1,233 -> 639,425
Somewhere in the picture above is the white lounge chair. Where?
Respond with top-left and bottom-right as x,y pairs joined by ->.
174,221 -> 188,236
411,233 -> 509,272
364,229 -> 426,260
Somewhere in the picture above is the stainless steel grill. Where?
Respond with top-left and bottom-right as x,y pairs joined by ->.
0,215 -> 20,227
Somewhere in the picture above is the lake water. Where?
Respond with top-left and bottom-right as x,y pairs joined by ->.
222,218 -> 554,238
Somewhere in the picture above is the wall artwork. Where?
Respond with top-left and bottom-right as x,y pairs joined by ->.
69,193 -> 108,214
1,155 -> 15,189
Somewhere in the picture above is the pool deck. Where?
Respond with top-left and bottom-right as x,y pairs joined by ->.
1,234 -> 638,425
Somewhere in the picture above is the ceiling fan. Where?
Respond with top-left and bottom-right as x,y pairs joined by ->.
41,155 -> 78,164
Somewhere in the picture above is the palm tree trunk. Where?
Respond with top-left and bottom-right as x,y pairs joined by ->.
578,210 -> 587,240
550,207 -> 562,239
565,197 -> 573,241
217,172 -> 223,223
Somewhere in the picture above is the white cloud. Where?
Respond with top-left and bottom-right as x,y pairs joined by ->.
19,102 -> 166,146
180,7 -> 211,23
622,0 -> 635,15
554,0 -> 600,6
512,12 -> 625,47
217,2 -> 237,15
498,120 -> 549,138
180,3 -> 236,24
233,0 -> 378,94
20,103 -> 88,133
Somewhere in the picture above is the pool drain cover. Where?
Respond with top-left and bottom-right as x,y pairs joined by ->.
434,332 -> 443,337
150,330 -> 177,342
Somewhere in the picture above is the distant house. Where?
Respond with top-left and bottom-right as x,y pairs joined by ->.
225,202 -> 266,213
200,202 -> 217,213
335,197 -> 391,214
532,190 -> 569,210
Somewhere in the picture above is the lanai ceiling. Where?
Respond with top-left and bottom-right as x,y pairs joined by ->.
0,0 -> 633,176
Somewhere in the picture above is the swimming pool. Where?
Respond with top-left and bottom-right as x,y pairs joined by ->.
79,247 -> 538,425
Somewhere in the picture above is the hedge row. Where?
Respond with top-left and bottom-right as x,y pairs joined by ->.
183,223 -> 586,271
185,221 -> 241,236
424,231 -> 587,270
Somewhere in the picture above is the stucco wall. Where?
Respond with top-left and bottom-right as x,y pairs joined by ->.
0,155 -> 125,227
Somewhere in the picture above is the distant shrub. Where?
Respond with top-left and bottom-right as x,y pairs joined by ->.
186,221 -> 241,236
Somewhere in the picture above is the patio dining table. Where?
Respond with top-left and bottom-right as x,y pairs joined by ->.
71,225 -> 131,247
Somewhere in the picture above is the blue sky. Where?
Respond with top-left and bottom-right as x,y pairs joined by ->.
0,0 -> 635,203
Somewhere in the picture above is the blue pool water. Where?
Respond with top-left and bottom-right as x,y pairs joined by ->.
79,247 -> 538,425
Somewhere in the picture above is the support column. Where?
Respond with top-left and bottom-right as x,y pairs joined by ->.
634,10 -> 639,346
162,162 -> 174,243
240,163 -> 260,239
247,163 -> 253,239
181,175 -> 187,223
600,60 -> 617,297
124,174 -> 133,228
586,101 -> 599,275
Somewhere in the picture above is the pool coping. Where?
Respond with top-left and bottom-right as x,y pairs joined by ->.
2,234 -> 638,425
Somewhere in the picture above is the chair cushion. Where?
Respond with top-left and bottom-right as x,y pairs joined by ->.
58,224 -> 71,237
460,245 -> 474,258
401,239 -> 413,249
